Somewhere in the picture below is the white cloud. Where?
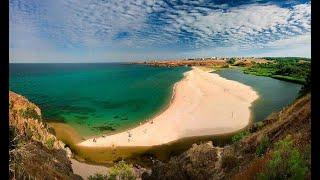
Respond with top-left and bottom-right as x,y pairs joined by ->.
9,0 -> 311,62
160,2 -> 311,48
265,34 -> 310,48
178,33 -> 311,58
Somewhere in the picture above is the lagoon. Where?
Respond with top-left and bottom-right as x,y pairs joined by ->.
215,67 -> 302,121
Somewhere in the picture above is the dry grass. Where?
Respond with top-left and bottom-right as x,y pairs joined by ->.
232,154 -> 270,180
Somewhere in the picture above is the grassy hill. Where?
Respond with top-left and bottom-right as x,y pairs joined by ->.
242,57 -> 311,84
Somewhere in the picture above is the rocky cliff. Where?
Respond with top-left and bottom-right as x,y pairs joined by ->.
9,91 -> 81,179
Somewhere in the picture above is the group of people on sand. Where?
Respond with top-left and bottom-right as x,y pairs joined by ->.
127,131 -> 132,142
91,119 -> 155,143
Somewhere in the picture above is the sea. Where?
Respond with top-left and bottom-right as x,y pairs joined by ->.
9,63 -> 189,137
9,63 -> 302,137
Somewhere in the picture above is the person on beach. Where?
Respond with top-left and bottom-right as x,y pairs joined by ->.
93,138 -> 96,143
127,131 -> 132,142
111,144 -> 116,154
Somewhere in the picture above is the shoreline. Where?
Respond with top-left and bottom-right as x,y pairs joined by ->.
59,68 -> 189,141
78,67 -> 259,147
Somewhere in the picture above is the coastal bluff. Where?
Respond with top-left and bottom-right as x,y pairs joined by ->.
9,91 -> 80,179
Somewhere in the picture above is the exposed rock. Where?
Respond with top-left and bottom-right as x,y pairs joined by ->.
65,147 -> 73,159
9,91 -> 80,179
145,142 -> 220,180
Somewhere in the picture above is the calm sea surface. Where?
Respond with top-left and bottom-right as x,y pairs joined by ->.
9,64 -> 301,137
9,63 -> 189,136
215,68 -> 302,121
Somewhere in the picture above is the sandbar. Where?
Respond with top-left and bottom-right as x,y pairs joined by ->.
78,67 -> 259,147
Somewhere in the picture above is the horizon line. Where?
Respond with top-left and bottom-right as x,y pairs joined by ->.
9,56 -> 311,63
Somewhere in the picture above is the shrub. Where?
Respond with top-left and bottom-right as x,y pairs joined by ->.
25,126 -> 34,139
257,135 -> 308,179
256,121 -> 264,127
298,71 -> 311,97
9,100 -> 13,110
108,160 -> 136,180
45,138 -> 55,150
9,125 -> 19,150
256,137 -> 270,157
227,58 -> 236,64
249,121 -> 264,133
88,173 -> 108,180
19,106 -> 41,120
221,154 -> 238,171
231,130 -> 250,143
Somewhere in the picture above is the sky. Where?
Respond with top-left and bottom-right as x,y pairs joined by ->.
9,0 -> 311,63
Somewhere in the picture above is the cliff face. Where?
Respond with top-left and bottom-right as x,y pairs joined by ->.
144,94 -> 311,180
9,91 -> 81,180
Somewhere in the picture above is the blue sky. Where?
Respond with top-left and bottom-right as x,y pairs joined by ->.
9,0 -> 311,62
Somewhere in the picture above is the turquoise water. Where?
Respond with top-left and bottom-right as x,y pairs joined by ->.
215,68 -> 302,121
9,63 -> 190,137
9,64 -> 302,137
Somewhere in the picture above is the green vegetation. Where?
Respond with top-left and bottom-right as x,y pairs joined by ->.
221,154 -> 238,171
45,138 -> 55,150
263,57 -> 311,61
227,58 -> 236,64
19,106 -> 41,120
25,125 -> 34,139
298,70 -> 311,97
9,100 -> 13,110
231,130 -> 250,143
243,57 -> 310,84
258,135 -> 308,179
271,75 -> 305,84
86,161 -> 136,180
88,173 -> 108,180
9,126 -> 21,150
256,137 -> 270,157
108,160 -> 136,180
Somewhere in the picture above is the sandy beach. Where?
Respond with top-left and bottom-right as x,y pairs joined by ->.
71,159 -> 107,179
78,67 -> 259,147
